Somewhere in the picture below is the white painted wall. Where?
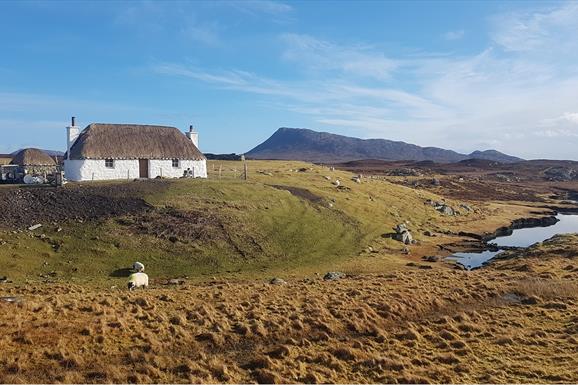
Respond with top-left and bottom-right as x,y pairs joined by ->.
66,125 -> 80,160
149,159 -> 207,178
64,159 -> 207,181
64,159 -> 138,181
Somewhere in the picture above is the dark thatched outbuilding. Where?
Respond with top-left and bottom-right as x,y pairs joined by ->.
10,148 -> 56,166
68,124 -> 205,160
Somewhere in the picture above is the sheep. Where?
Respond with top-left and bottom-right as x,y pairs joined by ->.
127,272 -> 149,290
132,261 -> 145,272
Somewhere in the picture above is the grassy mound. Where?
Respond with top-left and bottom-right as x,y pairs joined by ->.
0,160 -> 513,284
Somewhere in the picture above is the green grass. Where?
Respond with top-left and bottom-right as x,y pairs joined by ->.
0,160 -> 469,285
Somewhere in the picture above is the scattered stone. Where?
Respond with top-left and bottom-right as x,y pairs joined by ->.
0,276 -> 11,284
436,204 -> 455,216
28,224 -> 42,231
521,296 -> 541,305
542,302 -> 567,310
418,265 -> 433,270
406,262 -> 418,267
323,272 -> 346,281
432,178 -> 441,186
424,230 -> 435,237
269,277 -> 287,285
543,166 -> 577,181
168,278 -> 186,285
387,168 -> 422,177
392,224 -> 413,244
423,255 -> 440,263
324,176 -> 331,181
459,204 -> 472,212
0,296 -> 22,304
402,247 -> 410,255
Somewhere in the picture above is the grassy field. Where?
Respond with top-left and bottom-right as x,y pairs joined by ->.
0,160 -> 551,286
0,160 -> 576,383
0,235 -> 576,383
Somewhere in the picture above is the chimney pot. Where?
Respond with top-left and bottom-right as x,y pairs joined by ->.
72,116 -> 76,126
189,124 -> 193,132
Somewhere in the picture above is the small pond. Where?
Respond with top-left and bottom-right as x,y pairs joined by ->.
447,214 -> 578,270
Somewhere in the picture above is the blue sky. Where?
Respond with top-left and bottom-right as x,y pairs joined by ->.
1,0 -> 578,159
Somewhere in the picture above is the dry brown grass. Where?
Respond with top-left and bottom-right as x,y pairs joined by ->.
0,234 -> 577,383
0,245 -> 576,384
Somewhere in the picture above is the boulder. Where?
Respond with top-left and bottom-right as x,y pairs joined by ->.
435,204 -> 455,216
393,230 -> 413,245
0,296 -> 22,304
422,255 -> 440,262
394,224 -> 408,234
323,272 -> 346,281
270,277 -> 287,285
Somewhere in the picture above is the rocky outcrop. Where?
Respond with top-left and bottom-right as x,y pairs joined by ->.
543,166 -> 577,181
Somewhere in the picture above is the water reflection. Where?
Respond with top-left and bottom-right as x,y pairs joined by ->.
448,214 -> 578,269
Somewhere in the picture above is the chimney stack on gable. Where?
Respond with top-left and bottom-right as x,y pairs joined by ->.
185,124 -> 199,148
66,116 -> 80,160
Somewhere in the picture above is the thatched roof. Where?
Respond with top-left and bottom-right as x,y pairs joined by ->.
68,124 -> 205,160
10,148 -> 56,166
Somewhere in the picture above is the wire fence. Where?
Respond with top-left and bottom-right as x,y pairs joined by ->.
206,160 -> 249,180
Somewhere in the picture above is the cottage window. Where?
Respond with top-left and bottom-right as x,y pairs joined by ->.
172,159 -> 180,168
105,159 -> 114,168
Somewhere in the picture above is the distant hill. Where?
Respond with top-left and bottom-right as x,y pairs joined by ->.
467,150 -> 521,163
246,127 -> 523,163
204,153 -> 242,161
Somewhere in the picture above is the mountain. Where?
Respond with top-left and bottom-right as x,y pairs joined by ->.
246,127 -> 523,163
466,150 -> 522,163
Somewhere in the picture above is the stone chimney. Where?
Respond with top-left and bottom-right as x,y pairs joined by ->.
66,116 -> 80,160
185,124 -> 199,148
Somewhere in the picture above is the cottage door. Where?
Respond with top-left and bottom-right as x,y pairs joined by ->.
139,159 -> 149,178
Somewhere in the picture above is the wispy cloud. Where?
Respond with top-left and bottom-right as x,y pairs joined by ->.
155,2 -> 578,159
491,3 -> 578,53
281,33 -> 397,81
443,29 -> 465,41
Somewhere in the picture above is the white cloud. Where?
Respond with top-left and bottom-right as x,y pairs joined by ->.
156,2 -> 578,159
491,3 -> 578,53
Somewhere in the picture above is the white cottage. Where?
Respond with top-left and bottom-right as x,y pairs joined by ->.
64,117 -> 207,181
